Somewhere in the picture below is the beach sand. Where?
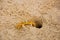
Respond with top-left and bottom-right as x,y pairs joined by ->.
0,0 -> 60,40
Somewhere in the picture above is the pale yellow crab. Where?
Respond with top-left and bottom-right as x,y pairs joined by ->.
16,20 -> 36,29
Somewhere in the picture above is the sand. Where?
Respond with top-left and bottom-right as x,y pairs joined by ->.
0,0 -> 60,40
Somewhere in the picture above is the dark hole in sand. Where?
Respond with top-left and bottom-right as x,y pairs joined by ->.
36,23 -> 42,28
35,20 -> 43,29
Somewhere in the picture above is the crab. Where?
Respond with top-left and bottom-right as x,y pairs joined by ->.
16,21 -> 36,29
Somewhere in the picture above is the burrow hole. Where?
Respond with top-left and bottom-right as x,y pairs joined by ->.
34,19 -> 43,29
